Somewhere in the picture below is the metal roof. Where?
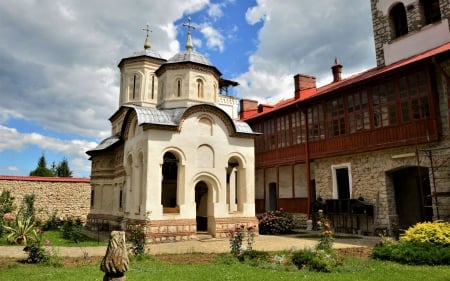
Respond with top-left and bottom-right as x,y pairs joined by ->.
167,49 -> 212,66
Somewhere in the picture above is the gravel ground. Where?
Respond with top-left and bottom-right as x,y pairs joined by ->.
0,233 -> 379,258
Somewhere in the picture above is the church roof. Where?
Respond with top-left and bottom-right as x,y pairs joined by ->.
125,104 -> 256,135
86,135 -> 121,155
167,49 -> 212,66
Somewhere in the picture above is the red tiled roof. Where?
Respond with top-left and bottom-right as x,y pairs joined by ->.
0,175 -> 90,183
243,42 -> 450,121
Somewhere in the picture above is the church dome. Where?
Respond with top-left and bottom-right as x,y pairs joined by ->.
167,49 -> 212,66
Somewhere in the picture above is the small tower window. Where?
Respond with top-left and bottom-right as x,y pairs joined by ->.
177,79 -> 182,97
151,75 -> 155,99
197,79 -> 204,98
390,3 -> 408,39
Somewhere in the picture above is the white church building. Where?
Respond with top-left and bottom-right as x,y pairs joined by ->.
87,20 -> 258,242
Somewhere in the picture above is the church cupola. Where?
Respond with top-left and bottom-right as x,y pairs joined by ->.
118,24 -> 166,108
155,17 -> 221,110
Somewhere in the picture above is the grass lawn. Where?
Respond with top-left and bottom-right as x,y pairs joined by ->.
0,230 -> 106,247
0,253 -> 449,281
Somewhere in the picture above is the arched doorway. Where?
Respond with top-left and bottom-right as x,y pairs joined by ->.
195,181 -> 209,232
392,166 -> 432,227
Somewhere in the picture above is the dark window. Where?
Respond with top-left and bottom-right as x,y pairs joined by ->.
277,115 -> 290,148
90,188 -> 95,207
422,0 -> 441,25
119,189 -> 123,209
162,152 -> 178,208
390,3 -> 408,39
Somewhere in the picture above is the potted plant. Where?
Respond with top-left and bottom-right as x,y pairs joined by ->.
3,215 -> 37,245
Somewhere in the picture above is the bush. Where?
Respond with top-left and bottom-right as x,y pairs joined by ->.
371,241 -> 450,265
401,221 -> 450,246
127,225 -> 146,256
42,212 -> 64,231
60,218 -> 84,243
257,209 -> 294,234
291,248 -> 342,272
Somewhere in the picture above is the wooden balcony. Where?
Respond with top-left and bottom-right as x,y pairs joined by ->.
256,119 -> 439,167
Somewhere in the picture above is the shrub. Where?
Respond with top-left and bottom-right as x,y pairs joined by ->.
291,248 -> 342,272
60,218 -> 84,243
371,241 -> 450,265
127,225 -> 146,256
0,190 -> 16,237
3,215 -> 37,245
400,221 -> 450,246
42,212 -> 64,231
257,209 -> 294,235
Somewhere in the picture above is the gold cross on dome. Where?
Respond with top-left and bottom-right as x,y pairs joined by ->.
142,24 -> 152,37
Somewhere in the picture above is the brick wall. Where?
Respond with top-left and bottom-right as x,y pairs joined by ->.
0,176 -> 91,222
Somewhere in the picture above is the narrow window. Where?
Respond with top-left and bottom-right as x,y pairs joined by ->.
390,3 -> 408,39
197,79 -> 204,98
177,80 -> 181,97
132,75 -> 137,99
119,189 -> 123,209
90,188 -> 95,207
151,75 -> 155,99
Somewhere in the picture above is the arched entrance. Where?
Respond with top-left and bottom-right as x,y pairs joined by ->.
392,166 -> 432,227
195,181 -> 209,232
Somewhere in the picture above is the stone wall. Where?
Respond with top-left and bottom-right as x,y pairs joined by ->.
0,176 -> 91,222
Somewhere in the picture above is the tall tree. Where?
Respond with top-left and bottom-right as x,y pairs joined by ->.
56,158 -> 73,177
29,154 -> 55,177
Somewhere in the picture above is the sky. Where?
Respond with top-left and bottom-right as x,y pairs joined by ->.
0,0 -> 376,178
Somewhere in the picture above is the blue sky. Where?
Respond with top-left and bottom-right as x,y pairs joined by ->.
0,0 -> 376,177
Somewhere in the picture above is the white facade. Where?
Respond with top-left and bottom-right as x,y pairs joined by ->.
87,31 -> 257,242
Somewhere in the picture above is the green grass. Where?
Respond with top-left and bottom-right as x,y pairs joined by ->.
0,230 -> 106,247
0,255 -> 449,281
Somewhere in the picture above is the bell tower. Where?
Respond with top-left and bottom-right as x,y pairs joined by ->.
370,0 -> 450,66
118,24 -> 166,107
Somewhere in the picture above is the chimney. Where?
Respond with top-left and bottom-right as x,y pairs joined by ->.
239,99 -> 259,119
294,74 -> 316,99
331,58 -> 343,82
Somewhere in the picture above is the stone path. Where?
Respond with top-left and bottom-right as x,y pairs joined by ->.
0,233 -> 379,258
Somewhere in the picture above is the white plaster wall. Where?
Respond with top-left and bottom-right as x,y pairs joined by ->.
384,19 -> 450,65
294,164 -> 307,198
279,165 -> 292,198
126,110 -> 255,221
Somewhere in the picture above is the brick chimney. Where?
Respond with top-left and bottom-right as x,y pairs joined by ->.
331,58 -> 343,82
239,99 -> 259,119
294,74 -> 316,99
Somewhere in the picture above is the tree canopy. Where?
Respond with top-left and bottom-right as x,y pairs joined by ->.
29,154 -> 73,177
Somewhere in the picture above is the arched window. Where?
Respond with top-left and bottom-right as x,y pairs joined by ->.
177,79 -> 182,97
421,0 -> 441,25
151,75 -> 155,99
197,79 -> 204,98
390,3 -> 408,39
162,152 -> 178,210
128,74 -> 141,100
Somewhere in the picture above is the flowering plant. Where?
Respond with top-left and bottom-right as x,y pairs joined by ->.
257,209 -> 294,234
228,224 -> 256,259
316,210 -> 334,251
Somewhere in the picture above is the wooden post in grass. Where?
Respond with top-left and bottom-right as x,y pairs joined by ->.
100,231 -> 129,281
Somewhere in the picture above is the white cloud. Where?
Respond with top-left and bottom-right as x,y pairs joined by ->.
0,125 -> 97,177
200,25 -> 225,52
235,0 -> 375,102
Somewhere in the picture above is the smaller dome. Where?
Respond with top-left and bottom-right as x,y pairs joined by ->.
167,49 -> 212,66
